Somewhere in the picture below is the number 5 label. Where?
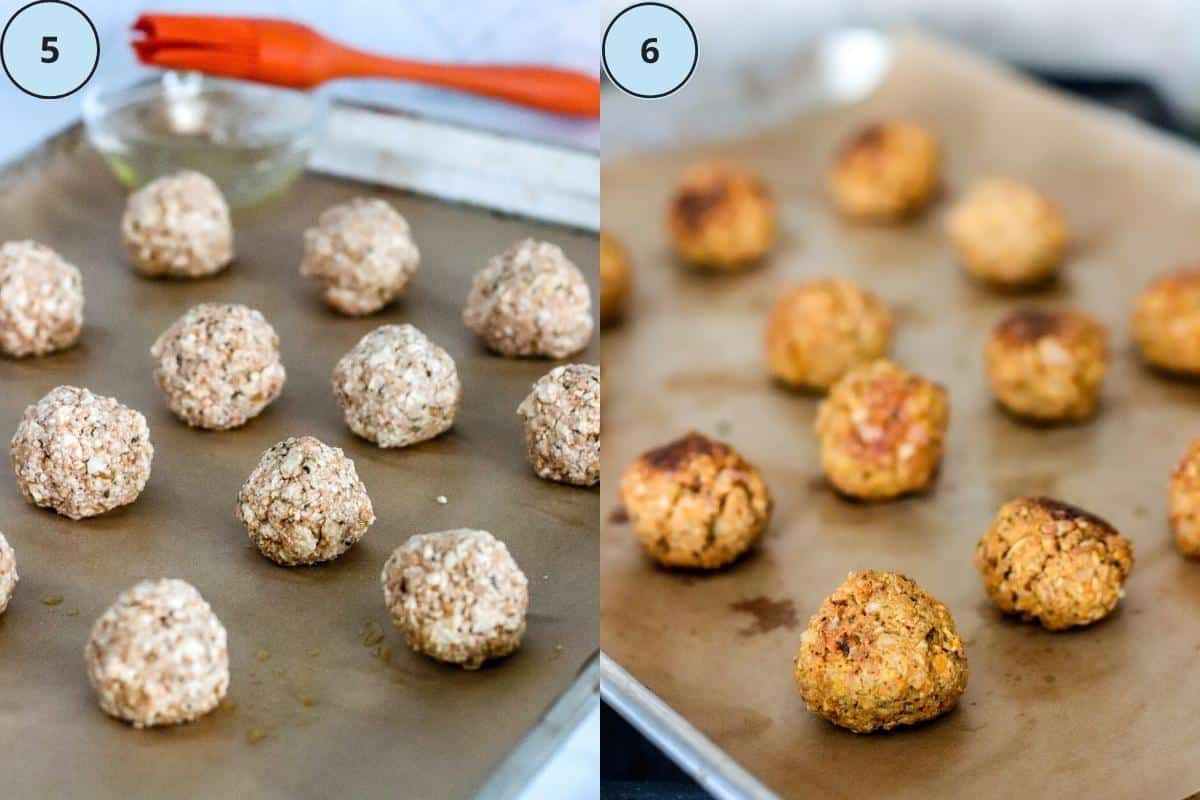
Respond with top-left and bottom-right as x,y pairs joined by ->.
603,3 -> 697,99
2,0 -> 98,99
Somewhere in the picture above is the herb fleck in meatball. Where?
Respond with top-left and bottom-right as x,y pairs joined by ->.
794,570 -> 968,734
1133,267 -> 1200,375
986,308 -> 1107,422
975,497 -> 1134,630
815,360 -> 948,500
829,121 -> 939,221
667,162 -> 775,270
619,432 -> 772,569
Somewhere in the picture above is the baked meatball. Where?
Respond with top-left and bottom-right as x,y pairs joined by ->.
619,432 -> 772,569
1170,438 -> 1200,556
815,360 -> 948,500
794,570 -> 967,733
599,230 -> 632,325
0,240 -> 84,358
765,277 -> 892,391
975,497 -> 1134,630
985,308 -> 1108,422
1132,267 -> 1200,375
121,170 -> 233,278
829,121 -> 939,221
667,162 -> 775,270
946,178 -> 1068,287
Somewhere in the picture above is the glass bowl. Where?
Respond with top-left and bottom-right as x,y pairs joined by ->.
82,72 -> 329,208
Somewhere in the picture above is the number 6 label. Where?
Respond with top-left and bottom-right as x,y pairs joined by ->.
603,3 -> 697,99
1,0 -> 98,99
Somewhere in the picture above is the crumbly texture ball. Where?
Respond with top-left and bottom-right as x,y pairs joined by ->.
599,230 -> 632,325
0,532 -> 17,615
667,162 -> 775,270
794,571 -> 968,734
829,121 -> 940,221
85,579 -> 228,727
382,528 -> 529,670
10,386 -> 153,520
975,497 -> 1134,631
816,360 -> 948,500
0,240 -> 84,358
121,171 -> 233,278
300,197 -> 420,316
463,238 -> 593,358
332,324 -> 460,448
765,277 -> 892,391
517,364 -> 599,486
986,308 -> 1108,422
237,436 -> 375,566
150,303 -> 286,430
620,432 -> 772,569
946,178 -> 1069,287
1132,267 -> 1200,375
1170,439 -> 1200,556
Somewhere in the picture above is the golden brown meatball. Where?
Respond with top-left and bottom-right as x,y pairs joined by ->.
1170,438 -> 1200,556
599,230 -> 632,325
765,277 -> 892,391
829,121 -> 940,221
619,431 -> 772,569
794,570 -> 968,734
815,360 -> 948,500
945,178 -> 1069,287
975,497 -> 1134,631
985,308 -> 1108,422
667,162 -> 775,270
1132,267 -> 1200,375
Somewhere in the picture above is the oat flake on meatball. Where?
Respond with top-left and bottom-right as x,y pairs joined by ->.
382,528 -> 529,669
151,303 -> 286,430
517,363 -> 599,486
85,579 -> 228,727
0,240 -> 84,358
463,238 -> 593,358
0,532 -> 17,615
237,436 -> 375,565
300,197 -> 420,315
332,324 -> 460,448
121,170 -> 233,278
10,386 -> 153,520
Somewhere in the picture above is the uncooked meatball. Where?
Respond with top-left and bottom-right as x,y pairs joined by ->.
237,436 -> 375,565
829,121 -> 939,221
815,360 -> 948,500
381,528 -> 528,669
463,238 -> 593,358
765,277 -> 892,391
517,363 -> 599,486
619,431 -> 772,569
300,197 -> 420,315
150,303 -> 287,430
600,230 -> 632,324
986,308 -> 1108,422
0,532 -> 16,615
1170,439 -> 1200,556
121,170 -> 233,278
0,240 -> 83,358
667,162 -> 775,270
10,386 -> 153,519
975,497 -> 1134,631
794,570 -> 968,733
946,178 -> 1068,287
332,324 -> 460,448
85,579 -> 228,727
1132,267 -> 1200,375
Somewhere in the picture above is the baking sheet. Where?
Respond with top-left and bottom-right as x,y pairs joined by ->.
0,127 -> 598,799
600,32 -> 1200,799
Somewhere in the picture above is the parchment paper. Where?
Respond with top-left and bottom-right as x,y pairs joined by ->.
600,32 -> 1200,799
0,130 -> 598,799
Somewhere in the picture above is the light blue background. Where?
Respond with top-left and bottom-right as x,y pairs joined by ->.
603,3 -> 695,97
2,0 -> 98,98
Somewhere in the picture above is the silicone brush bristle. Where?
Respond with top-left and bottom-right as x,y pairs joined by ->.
133,14 -> 259,78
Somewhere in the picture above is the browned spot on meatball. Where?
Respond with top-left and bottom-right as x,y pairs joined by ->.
1029,496 -> 1116,533
838,123 -> 885,160
995,308 -> 1064,343
642,431 -> 724,470
673,183 -> 729,232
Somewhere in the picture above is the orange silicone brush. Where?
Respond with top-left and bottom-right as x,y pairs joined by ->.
132,14 -> 599,118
